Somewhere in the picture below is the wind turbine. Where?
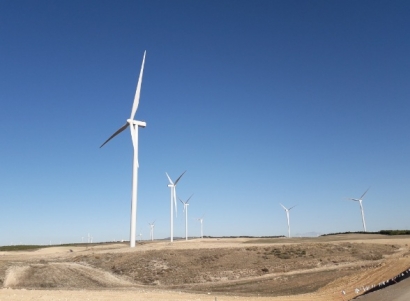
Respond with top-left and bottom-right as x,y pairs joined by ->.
197,215 -> 204,238
280,203 -> 296,238
166,171 -> 186,242
100,51 -> 147,248
347,188 -> 370,232
179,194 -> 193,241
148,221 -> 155,241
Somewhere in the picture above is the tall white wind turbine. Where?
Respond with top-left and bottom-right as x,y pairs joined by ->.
197,216 -> 204,239
100,51 -> 147,248
179,194 -> 193,241
148,221 -> 155,241
166,171 -> 186,242
280,203 -> 296,238
348,188 -> 370,232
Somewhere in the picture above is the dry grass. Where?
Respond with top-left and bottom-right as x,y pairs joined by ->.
0,234 -> 410,301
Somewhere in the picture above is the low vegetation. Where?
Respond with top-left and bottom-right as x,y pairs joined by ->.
1,235 -> 409,299
0,242 -> 122,252
322,230 -> 410,236
0,245 -> 44,252
63,242 -> 396,295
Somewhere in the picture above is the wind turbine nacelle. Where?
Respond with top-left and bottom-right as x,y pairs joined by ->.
127,119 -> 146,128
167,184 -> 173,188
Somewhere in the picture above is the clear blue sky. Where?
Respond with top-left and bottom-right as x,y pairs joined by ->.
1,0 -> 409,245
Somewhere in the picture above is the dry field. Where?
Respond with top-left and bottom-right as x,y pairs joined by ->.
1,234 -> 410,301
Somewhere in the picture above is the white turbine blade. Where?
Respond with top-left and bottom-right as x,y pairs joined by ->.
165,172 -> 174,185
174,170 -> 186,185
289,205 -> 297,210
360,187 -> 370,200
186,194 -> 194,204
179,198 -> 185,212
100,123 -> 129,148
173,188 -> 177,217
130,51 -> 146,120
279,203 -> 287,210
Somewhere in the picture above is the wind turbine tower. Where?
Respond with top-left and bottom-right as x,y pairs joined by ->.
197,216 -> 204,238
280,203 -> 296,238
100,51 -> 147,248
148,221 -> 155,241
179,194 -> 193,241
348,188 -> 370,232
166,171 -> 186,242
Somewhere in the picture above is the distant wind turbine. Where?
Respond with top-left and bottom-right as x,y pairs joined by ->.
197,216 -> 204,238
148,221 -> 155,241
347,188 -> 370,232
100,51 -> 147,248
179,194 -> 193,241
280,203 -> 296,238
166,171 -> 186,242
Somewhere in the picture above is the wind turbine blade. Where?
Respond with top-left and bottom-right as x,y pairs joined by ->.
174,170 -> 186,185
130,51 -> 146,120
186,194 -> 193,204
100,123 -> 129,148
279,203 -> 287,210
360,187 -> 370,200
165,172 -> 174,185
173,188 -> 177,217
289,205 -> 297,210
179,198 -> 186,212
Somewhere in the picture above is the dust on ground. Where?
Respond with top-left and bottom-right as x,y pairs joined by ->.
1,234 -> 410,301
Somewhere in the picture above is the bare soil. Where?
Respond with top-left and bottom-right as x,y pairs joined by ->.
1,234 -> 410,301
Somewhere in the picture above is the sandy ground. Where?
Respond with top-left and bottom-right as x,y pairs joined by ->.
2,281 -> 410,301
1,235 -> 410,301
0,288 -> 318,301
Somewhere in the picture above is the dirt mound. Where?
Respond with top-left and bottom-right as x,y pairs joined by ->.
3,262 -> 133,289
1,236 -> 409,300
63,242 -> 399,297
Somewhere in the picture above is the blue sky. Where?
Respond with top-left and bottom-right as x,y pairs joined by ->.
1,1 -> 409,245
